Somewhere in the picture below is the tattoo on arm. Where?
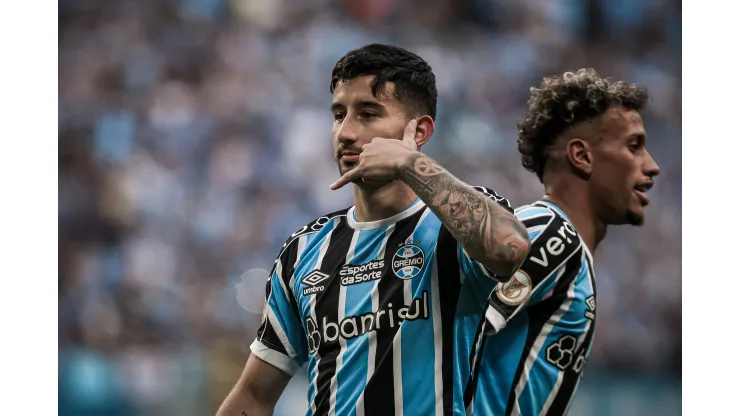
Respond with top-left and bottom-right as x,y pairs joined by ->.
399,153 -> 529,274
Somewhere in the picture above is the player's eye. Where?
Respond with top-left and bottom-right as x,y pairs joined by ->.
628,142 -> 639,153
360,112 -> 377,119
334,113 -> 345,121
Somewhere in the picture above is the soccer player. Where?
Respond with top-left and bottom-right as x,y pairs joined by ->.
470,69 -> 661,416
216,44 -> 530,416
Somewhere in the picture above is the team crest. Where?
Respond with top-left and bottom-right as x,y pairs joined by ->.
391,244 -> 425,280
496,270 -> 533,306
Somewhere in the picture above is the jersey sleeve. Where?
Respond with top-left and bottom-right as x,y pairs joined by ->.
457,186 -> 517,284
483,206 -> 583,335
250,233 -> 309,376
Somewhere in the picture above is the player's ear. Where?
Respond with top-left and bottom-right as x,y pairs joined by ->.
412,115 -> 434,149
565,138 -> 593,179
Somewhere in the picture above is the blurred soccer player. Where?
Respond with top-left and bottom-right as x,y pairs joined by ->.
216,44 -> 530,416
470,69 -> 661,416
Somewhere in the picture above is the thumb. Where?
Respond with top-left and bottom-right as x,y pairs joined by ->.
402,119 -> 418,150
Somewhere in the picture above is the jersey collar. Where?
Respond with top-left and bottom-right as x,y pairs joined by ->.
347,198 -> 425,230
535,200 -> 573,223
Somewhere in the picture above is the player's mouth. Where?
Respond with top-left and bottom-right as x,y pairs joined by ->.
341,151 -> 360,163
633,181 -> 654,206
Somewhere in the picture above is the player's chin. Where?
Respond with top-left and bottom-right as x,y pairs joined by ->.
355,179 -> 390,189
625,207 -> 645,226
338,162 -> 356,175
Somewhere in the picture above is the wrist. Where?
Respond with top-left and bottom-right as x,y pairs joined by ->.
397,150 -> 421,178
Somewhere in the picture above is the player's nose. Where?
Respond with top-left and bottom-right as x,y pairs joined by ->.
643,150 -> 661,179
336,116 -> 360,144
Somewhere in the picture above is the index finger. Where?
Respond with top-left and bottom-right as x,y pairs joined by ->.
330,167 -> 363,190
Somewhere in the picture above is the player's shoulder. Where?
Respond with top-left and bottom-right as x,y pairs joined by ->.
289,207 -> 351,240
470,185 -> 513,213
277,207 -> 351,259
517,201 -> 582,263
515,202 -> 573,232
515,202 -> 556,221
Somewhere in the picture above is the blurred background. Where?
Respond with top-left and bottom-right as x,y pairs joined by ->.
58,0 -> 681,414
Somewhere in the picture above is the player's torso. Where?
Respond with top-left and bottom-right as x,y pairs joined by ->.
476,264 -> 596,416
474,202 -> 597,416
291,206 -> 438,360
289,200 -> 494,415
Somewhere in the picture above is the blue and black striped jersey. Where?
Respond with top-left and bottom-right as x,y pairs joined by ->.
470,201 -> 597,416
252,187 -> 514,416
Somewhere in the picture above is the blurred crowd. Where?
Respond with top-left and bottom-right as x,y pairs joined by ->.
58,0 -> 681,414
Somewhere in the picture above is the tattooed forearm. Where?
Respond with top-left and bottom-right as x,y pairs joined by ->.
399,153 -> 530,276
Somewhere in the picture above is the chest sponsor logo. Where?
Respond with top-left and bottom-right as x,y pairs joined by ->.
305,291 -> 429,355
546,333 -> 590,374
340,259 -> 385,286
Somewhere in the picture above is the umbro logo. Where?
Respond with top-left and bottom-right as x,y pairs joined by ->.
585,295 -> 596,320
303,270 -> 330,286
302,270 -> 330,296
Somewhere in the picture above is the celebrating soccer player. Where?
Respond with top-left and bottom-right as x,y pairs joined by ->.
470,69 -> 661,416
216,44 -> 530,416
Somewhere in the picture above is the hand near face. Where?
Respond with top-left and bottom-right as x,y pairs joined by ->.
330,119 -> 419,190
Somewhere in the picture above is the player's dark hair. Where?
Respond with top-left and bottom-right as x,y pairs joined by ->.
517,68 -> 649,182
330,43 -> 438,120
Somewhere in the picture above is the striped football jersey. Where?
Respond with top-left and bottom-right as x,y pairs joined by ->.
470,200 -> 597,416
252,187 -> 514,416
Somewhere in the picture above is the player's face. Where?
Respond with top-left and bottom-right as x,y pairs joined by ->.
589,107 -> 661,226
331,75 -> 409,179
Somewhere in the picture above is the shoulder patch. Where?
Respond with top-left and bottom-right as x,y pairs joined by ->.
496,269 -> 533,306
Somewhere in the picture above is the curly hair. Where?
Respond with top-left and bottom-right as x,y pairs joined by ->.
517,68 -> 649,182
330,44 -> 438,120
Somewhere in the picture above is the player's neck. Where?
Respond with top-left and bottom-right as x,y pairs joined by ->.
352,181 -> 419,223
543,183 -> 606,254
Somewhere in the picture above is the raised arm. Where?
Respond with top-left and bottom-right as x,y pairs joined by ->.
329,119 -> 530,277
398,153 -> 530,277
